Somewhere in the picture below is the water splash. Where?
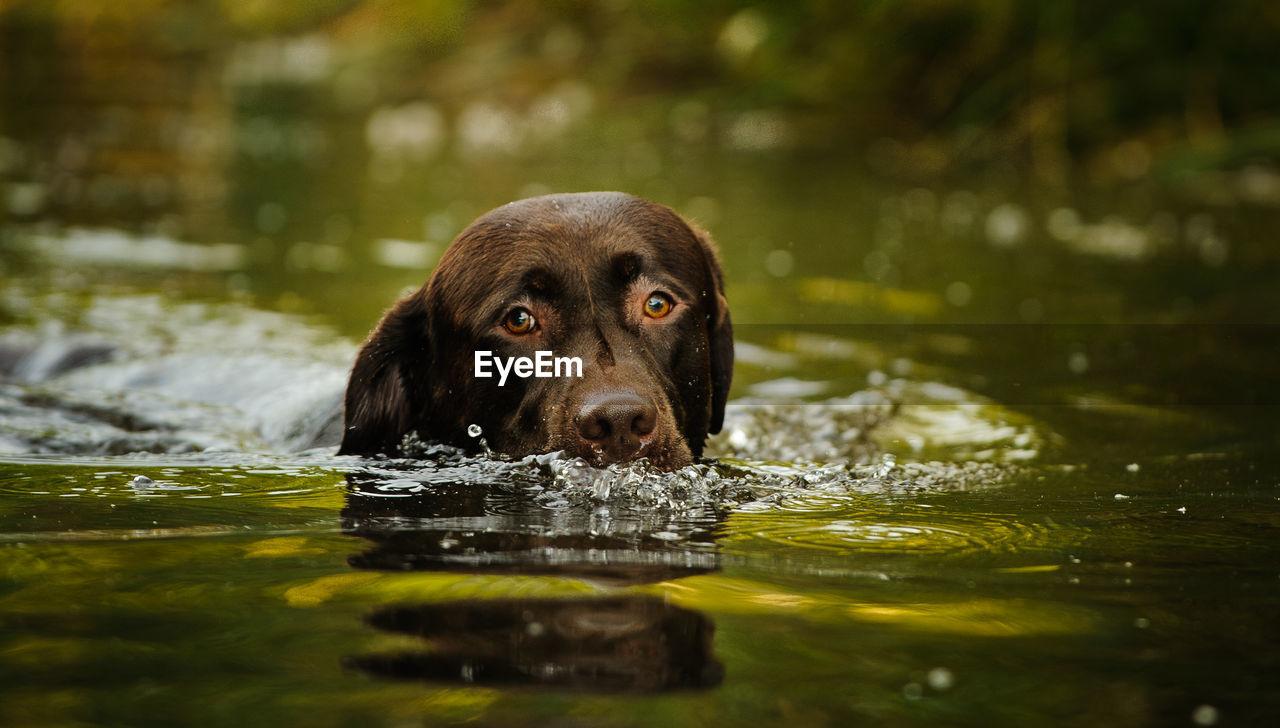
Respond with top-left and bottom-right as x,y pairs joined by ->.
353,442 -> 1019,515
872,453 -> 896,478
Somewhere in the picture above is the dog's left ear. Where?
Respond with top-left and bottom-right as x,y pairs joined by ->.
694,228 -> 734,434
338,292 -> 433,455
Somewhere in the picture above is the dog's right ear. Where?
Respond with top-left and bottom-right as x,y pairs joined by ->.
338,293 -> 432,456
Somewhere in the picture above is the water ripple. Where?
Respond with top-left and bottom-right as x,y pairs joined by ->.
731,506 -> 1059,557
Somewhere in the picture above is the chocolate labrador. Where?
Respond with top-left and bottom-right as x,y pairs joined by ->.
338,192 -> 732,469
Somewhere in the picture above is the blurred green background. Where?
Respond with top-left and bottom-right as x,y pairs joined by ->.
2,0 -> 1278,403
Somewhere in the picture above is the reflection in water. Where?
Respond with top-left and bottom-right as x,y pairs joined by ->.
341,467 -> 722,582
341,468 -> 724,693
348,597 -> 721,692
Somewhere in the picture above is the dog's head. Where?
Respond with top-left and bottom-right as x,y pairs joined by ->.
339,192 -> 733,470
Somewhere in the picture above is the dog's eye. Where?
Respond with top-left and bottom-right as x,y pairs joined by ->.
643,293 -> 673,319
503,308 -> 537,335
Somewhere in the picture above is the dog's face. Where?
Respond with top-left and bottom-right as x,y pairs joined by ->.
339,192 -> 733,470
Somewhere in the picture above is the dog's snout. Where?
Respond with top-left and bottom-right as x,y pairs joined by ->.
574,391 -> 657,463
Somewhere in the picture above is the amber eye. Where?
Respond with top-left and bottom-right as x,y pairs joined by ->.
503,308 -> 536,335
643,293 -> 673,319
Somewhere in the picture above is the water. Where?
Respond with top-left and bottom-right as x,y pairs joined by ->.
4,273 -> 1276,727
4,7 -> 1280,726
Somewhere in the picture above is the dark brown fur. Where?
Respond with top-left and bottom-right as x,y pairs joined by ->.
339,192 -> 732,469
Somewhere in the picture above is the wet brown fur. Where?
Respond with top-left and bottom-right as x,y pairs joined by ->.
339,192 -> 732,469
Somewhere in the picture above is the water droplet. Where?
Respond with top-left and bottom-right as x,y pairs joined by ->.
465,424 -> 495,457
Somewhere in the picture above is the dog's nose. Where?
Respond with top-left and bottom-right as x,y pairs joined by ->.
574,391 -> 658,463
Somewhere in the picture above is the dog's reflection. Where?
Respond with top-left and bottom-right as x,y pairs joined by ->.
348,596 -> 720,691
341,470 -> 724,692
